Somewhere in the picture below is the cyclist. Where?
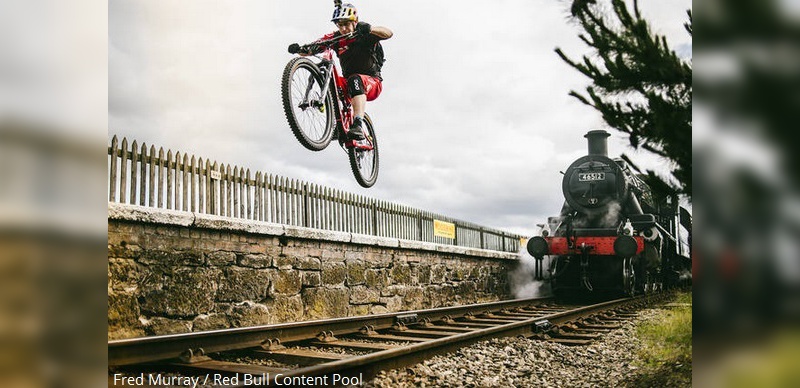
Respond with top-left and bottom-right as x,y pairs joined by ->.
300,3 -> 392,140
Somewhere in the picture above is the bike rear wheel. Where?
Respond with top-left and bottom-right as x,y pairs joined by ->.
348,113 -> 379,188
281,58 -> 334,151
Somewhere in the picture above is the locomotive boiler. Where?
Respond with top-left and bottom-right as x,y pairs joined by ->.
527,130 -> 690,297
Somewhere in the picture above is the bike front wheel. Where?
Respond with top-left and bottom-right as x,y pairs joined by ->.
348,113 -> 379,188
281,58 -> 334,151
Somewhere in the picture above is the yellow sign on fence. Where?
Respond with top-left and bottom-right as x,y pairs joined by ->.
433,219 -> 456,239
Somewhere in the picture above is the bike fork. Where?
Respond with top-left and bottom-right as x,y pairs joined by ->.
300,64 -> 333,109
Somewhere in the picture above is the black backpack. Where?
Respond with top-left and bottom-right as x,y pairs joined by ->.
372,41 -> 386,72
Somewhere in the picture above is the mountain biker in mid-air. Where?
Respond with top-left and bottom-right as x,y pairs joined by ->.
299,2 -> 392,140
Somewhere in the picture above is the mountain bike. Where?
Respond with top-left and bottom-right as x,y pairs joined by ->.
282,32 -> 379,188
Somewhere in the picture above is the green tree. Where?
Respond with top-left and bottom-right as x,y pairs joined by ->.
556,0 -> 692,198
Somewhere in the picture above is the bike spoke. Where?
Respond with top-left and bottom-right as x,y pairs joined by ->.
289,68 -> 328,142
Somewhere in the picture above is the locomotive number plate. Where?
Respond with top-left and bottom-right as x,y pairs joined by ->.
578,172 -> 605,181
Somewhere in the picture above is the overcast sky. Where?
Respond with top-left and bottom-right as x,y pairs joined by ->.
109,0 -> 692,237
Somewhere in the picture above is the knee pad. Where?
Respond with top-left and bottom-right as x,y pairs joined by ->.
347,75 -> 365,97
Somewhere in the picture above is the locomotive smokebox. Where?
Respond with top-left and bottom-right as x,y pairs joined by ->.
585,130 -> 611,157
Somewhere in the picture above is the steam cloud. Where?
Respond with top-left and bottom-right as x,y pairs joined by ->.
510,243 -> 553,299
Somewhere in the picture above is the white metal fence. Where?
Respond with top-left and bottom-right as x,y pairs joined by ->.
108,135 -> 522,252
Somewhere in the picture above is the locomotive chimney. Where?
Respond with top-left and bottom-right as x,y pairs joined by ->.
585,130 -> 611,157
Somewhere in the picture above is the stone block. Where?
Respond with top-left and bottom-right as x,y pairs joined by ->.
470,265 -> 487,280
283,245 -> 323,261
301,288 -> 349,319
268,295 -> 304,323
108,327 -> 146,341
230,301 -> 271,327
301,271 -> 321,287
269,270 -> 302,296
448,265 -> 467,281
207,251 -> 236,266
108,203 -> 194,226
457,281 -> 477,301
404,287 -> 425,310
440,284 -> 457,304
239,253 -> 270,268
139,268 -> 220,317
245,221 -> 285,237
380,285 -> 405,297
343,250 -> 366,261
351,234 -> 399,248
295,257 -> 321,270
145,317 -> 192,336
285,225 -> 351,242
272,255 -> 295,269
108,291 -> 139,329
321,249 -> 345,262
349,233 -> 378,246
369,305 -> 389,315
348,304 -> 370,317
108,258 -> 142,292
389,264 -> 412,285
364,252 -> 393,268
365,269 -> 389,288
192,314 -> 231,332
345,260 -> 366,286
379,296 -> 404,312
416,265 -> 431,284
398,239 -> 438,251
108,241 -> 142,259
424,285 -> 449,308
430,264 -> 447,284
217,267 -> 270,302
321,262 -> 346,286
166,227 -> 182,237
138,250 -> 204,266
349,286 -> 379,304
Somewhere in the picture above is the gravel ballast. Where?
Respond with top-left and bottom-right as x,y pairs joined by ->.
366,308 -> 666,387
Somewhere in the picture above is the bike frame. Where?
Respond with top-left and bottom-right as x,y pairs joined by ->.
301,35 -> 374,152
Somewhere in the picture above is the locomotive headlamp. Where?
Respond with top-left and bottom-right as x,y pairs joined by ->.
613,235 -> 638,258
527,236 -> 549,258
541,229 -> 549,237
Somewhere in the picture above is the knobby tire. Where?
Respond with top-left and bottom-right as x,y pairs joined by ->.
348,113 -> 379,188
281,58 -> 334,151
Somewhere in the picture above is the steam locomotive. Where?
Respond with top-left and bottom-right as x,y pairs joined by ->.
527,130 -> 691,297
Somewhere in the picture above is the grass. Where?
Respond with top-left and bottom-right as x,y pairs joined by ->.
625,291 -> 692,387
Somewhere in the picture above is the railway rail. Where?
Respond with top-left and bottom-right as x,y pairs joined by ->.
109,294 -> 670,387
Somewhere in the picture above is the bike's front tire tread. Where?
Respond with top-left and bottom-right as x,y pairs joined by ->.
281,58 -> 334,151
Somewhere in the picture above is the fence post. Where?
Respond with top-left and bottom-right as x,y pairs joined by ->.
139,142 -> 147,206
303,182 -> 310,228
453,221 -> 458,247
371,199 -> 378,236
416,210 -> 422,241
109,136 -> 118,202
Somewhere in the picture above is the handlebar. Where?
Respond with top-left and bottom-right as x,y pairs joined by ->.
288,32 -> 359,55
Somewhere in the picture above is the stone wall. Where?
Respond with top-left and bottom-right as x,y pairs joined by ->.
108,204 -> 518,340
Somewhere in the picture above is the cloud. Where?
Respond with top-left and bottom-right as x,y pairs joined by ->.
109,0 -> 692,238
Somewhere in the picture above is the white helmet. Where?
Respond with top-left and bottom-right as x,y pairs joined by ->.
331,3 -> 358,23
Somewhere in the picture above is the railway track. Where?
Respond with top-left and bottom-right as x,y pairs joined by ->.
109,294 -> 669,387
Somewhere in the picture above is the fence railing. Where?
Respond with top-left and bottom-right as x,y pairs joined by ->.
108,135 -> 522,253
